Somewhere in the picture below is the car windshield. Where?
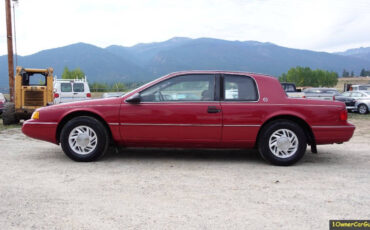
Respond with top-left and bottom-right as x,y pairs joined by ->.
120,74 -> 170,97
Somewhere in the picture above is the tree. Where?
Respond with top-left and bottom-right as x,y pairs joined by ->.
350,71 -> 354,77
61,67 -> 71,79
111,82 -> 127,92
360,68 -> 370,77
342,69 -> 349,77
62,67 -> 85,79
360,68 -> 366,77
279,66 -> 338,87
89,82 -> 109,92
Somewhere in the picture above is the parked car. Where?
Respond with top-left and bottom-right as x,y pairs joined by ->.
0,93 -> 6,114
334,91 -> 358,111
53,78 -> 91,104
354,91 -> 370,114
280,82 -> 304,98
303,88 -> 340,100
347,84 -> 370,91
22,71 -> 355,166
102,92 -> 125,98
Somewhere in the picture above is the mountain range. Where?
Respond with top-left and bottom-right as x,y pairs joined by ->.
1,37 -> 370,88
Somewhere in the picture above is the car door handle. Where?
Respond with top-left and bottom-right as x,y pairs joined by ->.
207,106 -> 221,113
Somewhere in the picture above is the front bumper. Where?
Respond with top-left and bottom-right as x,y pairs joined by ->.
346,106 -> 356,111
22,120 -> 58,144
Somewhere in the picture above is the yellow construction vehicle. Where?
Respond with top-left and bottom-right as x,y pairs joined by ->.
2,66 -> 54,125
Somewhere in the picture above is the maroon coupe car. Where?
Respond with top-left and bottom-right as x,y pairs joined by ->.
22,71 -> 355,165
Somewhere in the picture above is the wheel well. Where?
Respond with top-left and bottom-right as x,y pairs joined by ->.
56,111 -> 113,144
358,103 -> 368,108
256,115 -> 315,147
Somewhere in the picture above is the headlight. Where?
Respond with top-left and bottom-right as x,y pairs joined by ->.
31,111 -> 40,120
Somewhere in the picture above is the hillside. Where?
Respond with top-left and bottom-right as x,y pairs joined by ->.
335,47 -> 370,61
1,37 -> 370,88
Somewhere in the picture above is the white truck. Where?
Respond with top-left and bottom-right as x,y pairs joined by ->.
53,78 -> 91,104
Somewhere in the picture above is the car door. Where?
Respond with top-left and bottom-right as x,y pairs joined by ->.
59,82 -> 74,103
120,74 -> 222,146
72,82 -> 86,101
220,74 -> 260,147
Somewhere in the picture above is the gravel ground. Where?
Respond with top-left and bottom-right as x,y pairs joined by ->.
0,119 -> 369,230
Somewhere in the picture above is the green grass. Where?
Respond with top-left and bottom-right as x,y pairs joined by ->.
348,112 -> 370,120
0,118 -> 21,132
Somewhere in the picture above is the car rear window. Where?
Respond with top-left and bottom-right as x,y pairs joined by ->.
73,83 -> 85,92
282,84 -> 295,92
61,83 -> 72,92
224,75 -> 258,101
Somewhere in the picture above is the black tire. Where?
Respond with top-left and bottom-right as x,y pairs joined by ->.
2,102 -> 18,125
258,119 -> 307,166
358,104 -> 369,115
60,116 -> 109,162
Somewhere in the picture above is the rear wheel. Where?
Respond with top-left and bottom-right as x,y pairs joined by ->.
2,102 -> 19,125
258,119 -> 307,166
358,104 -> 368,114
60,116 -> 109,162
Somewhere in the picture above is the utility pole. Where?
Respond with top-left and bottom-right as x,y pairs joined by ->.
5,0 -> 14,102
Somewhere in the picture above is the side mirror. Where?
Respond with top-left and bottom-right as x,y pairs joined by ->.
125,93 -> 141,104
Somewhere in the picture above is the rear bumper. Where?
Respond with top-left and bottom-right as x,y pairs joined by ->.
312,123 -> 355,144
22,120 -> 58,144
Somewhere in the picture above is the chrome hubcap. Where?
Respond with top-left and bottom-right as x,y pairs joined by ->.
359,105 -> 367,114
68,126 -> 98,155
269,129 -> 298,158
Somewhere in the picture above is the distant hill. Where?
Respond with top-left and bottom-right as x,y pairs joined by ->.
335,47 -> 370,61
1,37 -> 370,88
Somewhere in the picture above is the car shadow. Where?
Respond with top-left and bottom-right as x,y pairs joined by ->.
102,147 -> 265,164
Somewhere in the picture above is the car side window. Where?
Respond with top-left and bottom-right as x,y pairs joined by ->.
73,83 -> 85,92
140,74 -> 215,102
223,75 -> 258,101
61,83 -> 72,92
352,92 -> 361,97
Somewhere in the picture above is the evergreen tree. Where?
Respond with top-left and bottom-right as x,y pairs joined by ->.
342,69 -> 349,77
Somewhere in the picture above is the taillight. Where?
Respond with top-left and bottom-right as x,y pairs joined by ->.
302,95 -> 306,98
54,93 -> 59,98
87,93 -> 91,98
333,96 -> 335,100
340,110 -> 347,121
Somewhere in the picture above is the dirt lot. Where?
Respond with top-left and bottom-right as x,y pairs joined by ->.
0,118 -> 369,230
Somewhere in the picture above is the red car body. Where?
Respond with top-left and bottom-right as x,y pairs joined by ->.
22,71 -> 355,162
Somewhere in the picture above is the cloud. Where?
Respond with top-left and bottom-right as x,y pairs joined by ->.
0,0 -> 369,55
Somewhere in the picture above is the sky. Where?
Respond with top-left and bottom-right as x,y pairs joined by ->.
0,0 -> 369,56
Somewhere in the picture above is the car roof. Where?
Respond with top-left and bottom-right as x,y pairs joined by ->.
167,70 -> 276,79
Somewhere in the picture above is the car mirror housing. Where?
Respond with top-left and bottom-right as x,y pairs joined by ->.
125,93 -> 141,104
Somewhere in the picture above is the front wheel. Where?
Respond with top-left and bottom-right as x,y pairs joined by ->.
358,104 -> 369,114
258,120 -> 307,166
60,116 -> 109,162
